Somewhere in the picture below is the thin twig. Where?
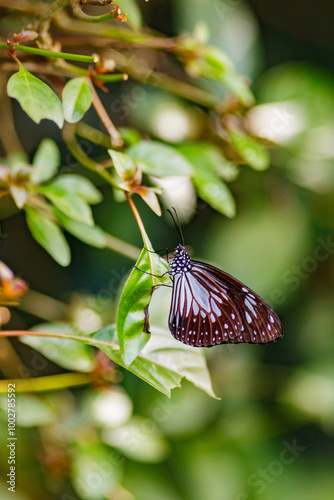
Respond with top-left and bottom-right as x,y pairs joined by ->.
0,372 -> 92,393
87,78 -> 123,147
125,193 -> 151,249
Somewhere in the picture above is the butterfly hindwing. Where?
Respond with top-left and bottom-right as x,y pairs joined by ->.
168,256 -> 283,347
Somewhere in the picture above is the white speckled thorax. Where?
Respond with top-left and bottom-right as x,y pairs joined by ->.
169,244 -> 192,275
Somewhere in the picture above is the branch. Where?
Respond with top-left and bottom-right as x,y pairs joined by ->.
0,43 -> 96,63
88,79 -> 123,147
0,372 -> 92,393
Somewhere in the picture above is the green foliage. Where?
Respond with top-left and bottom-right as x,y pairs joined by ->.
40,184 -> 94,226
49,174 -> 103,205
177,142 -> 236,217
62,77 -> 93,123
31,138 -> 60,183
25,206 -> 71,266
108,149 -> 136,181
56,210 -> 107,248
127,140 -> 193,177
71,442 -> 122,499
117,248 -> 169,366
102,415 -> 170,462
21,322 -> 95,372
192,45 -> 255,107
92,326 -> 217,398
227,128 -> 270,171
7,65 -> 64,128
4,3 -> 332,499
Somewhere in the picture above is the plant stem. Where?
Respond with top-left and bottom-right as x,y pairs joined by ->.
54,10 -> 150,44
0,329 -> 116,347
0,372 -> 92,393
72,0 -> 125,23
0,60 -> 126,83
0,43 -> 95,62
62,122 -> 118,187
39,0 -> 71,28
125,193 -> 151,250
19,290 -> 67,321
105,48 -> 221,110
88,79 -> 123,147
76,122 -> 111,147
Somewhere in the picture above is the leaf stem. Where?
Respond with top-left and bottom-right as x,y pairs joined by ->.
87,79 -> 123,147
71,0 -> 125,24
125,193 -> 151,250
62,122 -> 118,187
0,372 -> 92,393
0,329 -> 114,347
104,48 -> 221,110
0,43 -> 96,62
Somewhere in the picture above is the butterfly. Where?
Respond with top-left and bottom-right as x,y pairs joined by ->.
166,211 -> 283,347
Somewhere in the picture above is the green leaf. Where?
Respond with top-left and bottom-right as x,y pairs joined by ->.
193,169 -> 236,218
117,248 -> 169,367
102,415 -> 170,463
71,442 -> 122,500
62,77 -> 93,123
127,140 -> 193,177
32,138 -> 60,183
41,184 -> 93,226
177,142 -> 236,217
21,322 -> 95,371
7,65 -> 64,128
56,210 -> 107,248
22,325 -> 217,398
119,126 -> 141,146
201,46 -> 255,107
228,129 -> 270,171
50,174 -> 103,204
140,328 -> 218,399
177,141 -> 239,181
90,326 -> 217,398
108,149 -> 136,181
25,207 -> 70,266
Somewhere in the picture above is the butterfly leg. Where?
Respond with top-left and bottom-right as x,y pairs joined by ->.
134,266 -> 171,280
144,247 -> 169,256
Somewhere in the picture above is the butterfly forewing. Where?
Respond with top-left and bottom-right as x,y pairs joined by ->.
168,247 -> 283,347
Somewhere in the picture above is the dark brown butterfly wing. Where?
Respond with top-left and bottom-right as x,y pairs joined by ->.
168,260 -> 283,347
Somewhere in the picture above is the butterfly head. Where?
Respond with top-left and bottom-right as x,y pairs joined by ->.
169,244 -> 192,275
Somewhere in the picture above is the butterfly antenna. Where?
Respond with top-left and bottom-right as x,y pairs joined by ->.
167,207 -> 185,246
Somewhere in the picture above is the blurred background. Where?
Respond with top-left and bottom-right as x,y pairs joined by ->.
1,0 -> 334,499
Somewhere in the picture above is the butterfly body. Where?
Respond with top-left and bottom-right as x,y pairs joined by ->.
168,244 -> 283,347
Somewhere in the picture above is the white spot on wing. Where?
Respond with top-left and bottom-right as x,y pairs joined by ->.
244,298 -> 258,318
245,312 -> 252,323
